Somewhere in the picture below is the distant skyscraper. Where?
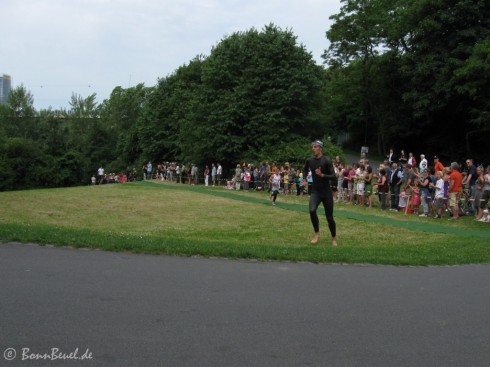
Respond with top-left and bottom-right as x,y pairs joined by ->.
0,74 -> 12,105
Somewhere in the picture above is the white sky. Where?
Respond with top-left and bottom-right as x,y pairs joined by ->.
2,0 -> 341,111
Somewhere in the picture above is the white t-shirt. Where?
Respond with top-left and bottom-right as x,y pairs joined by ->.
271,174 -> 281,191
435,178 -> 444,199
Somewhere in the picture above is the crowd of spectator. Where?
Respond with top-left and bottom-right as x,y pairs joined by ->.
92,166 -> 128,185
332,150 -> 490,222
94,151 -> 490,223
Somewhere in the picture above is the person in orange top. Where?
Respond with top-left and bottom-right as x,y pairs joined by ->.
433,155 -> 445,173
448,162 -> 463,220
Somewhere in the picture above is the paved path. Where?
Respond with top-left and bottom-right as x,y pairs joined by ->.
1,243 -> 489,366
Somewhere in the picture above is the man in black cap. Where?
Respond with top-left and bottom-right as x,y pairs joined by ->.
433,156 -> 445,173
303,140 -> 337,246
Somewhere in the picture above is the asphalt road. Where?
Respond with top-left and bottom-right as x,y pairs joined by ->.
1,243 -> 489,367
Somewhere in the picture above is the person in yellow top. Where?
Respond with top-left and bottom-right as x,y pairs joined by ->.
283,170 -> 289,195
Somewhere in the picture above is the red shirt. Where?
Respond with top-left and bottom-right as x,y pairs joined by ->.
449,170 -> 462,193
434,161 -> 445,172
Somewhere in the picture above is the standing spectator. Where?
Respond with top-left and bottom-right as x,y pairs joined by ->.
463,159 -> 477,215
234,164 -> 242,190
307,169 -> 313,196
448,162 -> 463,220
398,150 -> 407,169
364,165 -> 374,208
355,164 -> 366,206
377,168 -> 389,210
211,164 -> 217,186
348,164 -> 356,203
97,166 -> 104,184
258,162 -> 266,190
341,164 -> 350,203
419,154 -> 428,172
479,165 -> 490,218
216,163 -> 222,185
404,164 -> 416,193
443,167 -> 451,211
283,167 -> 290,195
147,161 -> 153,180
418,170 -> 431,217
399,187 -> 408,213
336,163 -> 344,202
408,181 -> 421,215
296,169 -> 304,196
474,166 -> 485,220
243,166 -> 251,190
204,165 -> 210,187
176,164 -> 182,183
433,156 -> 445,173
387,148 -> 397,166
264,162 -> 271,191
389,162 -> 403,211
433,171 -> 445,218
191,164 -> 199,185
187,165 -> 192,184
157,163 -> 163,180
253,166 -> 261,190
408,152 -> 417,167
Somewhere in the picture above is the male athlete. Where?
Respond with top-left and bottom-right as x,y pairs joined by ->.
304,140 -> 337,246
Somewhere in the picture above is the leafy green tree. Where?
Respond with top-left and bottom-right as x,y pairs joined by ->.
197,24 -> 327,167
324,0 -> 489,160
98,84 -> 150,168
397,0 -> 490,157
0,137 -> 45,190
454,39 -> 490,128
69,93 -> 99,118
136,58 -> 204,165
0,85 -> 38,139
8,84 -> 36,118
324,0 -> 396,153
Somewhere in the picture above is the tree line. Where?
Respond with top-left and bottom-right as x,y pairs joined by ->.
1,0 -> 488,191
324,0 -> 489,162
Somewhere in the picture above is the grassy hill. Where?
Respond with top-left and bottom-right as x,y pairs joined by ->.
0,181 -> 488,265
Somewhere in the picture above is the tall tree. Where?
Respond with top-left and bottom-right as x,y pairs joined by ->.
197,24 -> 326,166
1,85 -> 38,139
324,0 -> 490,160
98,83 -> 150,166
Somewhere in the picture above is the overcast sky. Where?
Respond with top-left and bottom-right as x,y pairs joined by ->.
2,0 -> 342,111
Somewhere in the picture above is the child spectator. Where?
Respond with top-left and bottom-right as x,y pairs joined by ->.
409,183 -> 421,215
399,187 -> 408,213
356,164 -> 366,206
433,171 -> 445,218
479,209 -> 489,222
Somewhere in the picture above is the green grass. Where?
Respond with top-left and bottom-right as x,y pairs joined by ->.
1,181 -> 489,265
